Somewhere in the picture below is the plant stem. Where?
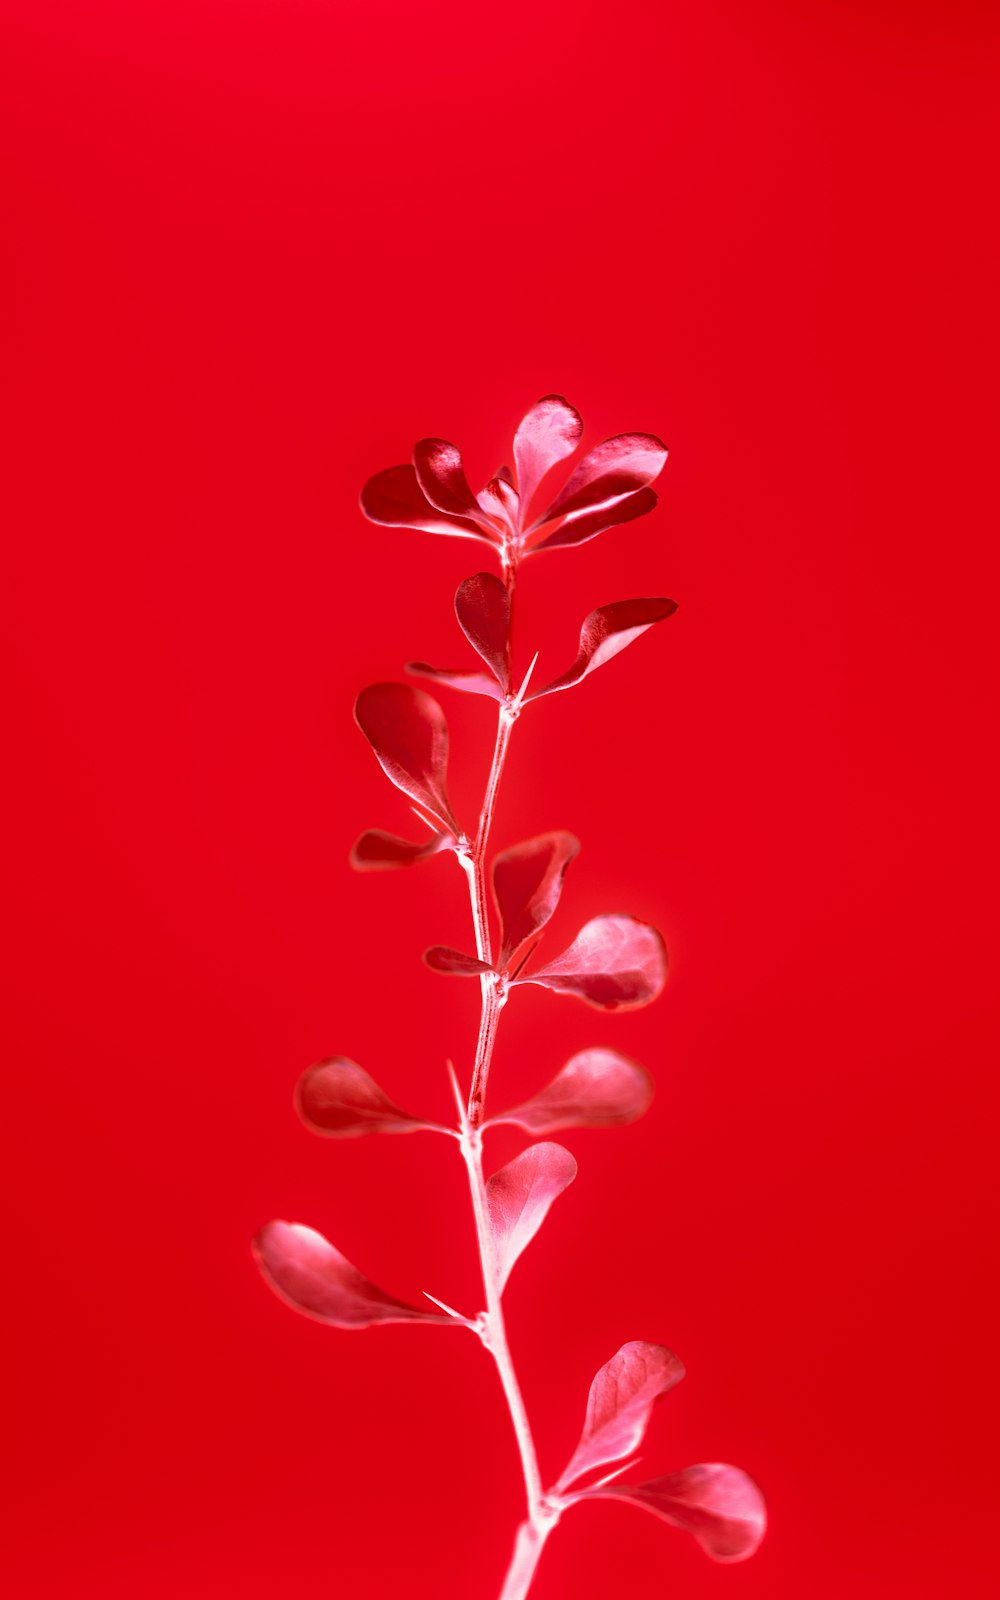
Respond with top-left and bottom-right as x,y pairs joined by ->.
460,1124 -> 545,1520
474,709 -> 514,939
497,1518 -> 554,1600
457,566 -> 557,1597
467,701 -> 515,1125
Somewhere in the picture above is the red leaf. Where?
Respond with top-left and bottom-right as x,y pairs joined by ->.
513,914 -> 667,1010
455,571 -> 511,692
556,1342 -> 685,1490
295,1057 -> 434,1138
354,682 -> 458,834
349,827 -> 454,870
530,598 -> 677,700
529,486 -> 659,551
477,476 -> 520,533
414,439 -> 502,543
254,1221 -> 452,1328
491,831 -> 580,967
487,1047 -> 653,1133
485,1142 -> 577,1291
360,463 -> 494,544
512,394 -> 583,520
533,433 -> 667,532
423,945 -> 496,978
582,1464 -> 766,1563
406,662 -> 504,701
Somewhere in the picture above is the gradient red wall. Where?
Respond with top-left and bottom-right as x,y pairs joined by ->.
3,2 -> 998,1595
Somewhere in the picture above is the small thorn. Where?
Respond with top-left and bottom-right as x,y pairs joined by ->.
507,938 -> 539,983
514,650 -> 540,706
409,805 -> 438,834
421,1290 -> 468,1323
588,1458 -> 642,1490
445,1059 -> 469,1131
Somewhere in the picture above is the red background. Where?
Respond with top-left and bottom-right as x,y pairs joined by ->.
3,1 -> 998,1595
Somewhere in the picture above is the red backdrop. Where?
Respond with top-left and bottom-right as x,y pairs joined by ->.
3,1 -> 998,1595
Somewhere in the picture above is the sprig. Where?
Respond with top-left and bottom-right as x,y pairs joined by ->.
254,395 -> 766,1599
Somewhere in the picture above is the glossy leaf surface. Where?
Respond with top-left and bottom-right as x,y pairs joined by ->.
455,571 -> 511,691
354,682 -> 458,833
530,598 -> 678,699
534,433 -> 667,531
360,463 -> 493,544
513,914 -> 667,1010
295,1058 -> 431,1138
349,827 -> 453,870
530,486 -> 659,552
582,1464 -> 766,1563
512,394 -> 583,519
557,1341 -> 685,1489
254,1221 -> 451,1328
423,945 -> 496,978
406,661 -> 504,701
485,1142 -> 577,1291
413,438 -> 488,524
487,1047 -> 653,1133
491,831 -> 580,967
477,476 -> 520,532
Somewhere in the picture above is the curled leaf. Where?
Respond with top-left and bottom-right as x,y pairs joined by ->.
477,476 -> 520,532
492,831 -> 581,968
533,433 -> 667,533
295,1058 -> 434,1138
529,485 -> 659,552
360,463 -> 493,544
557,1342 -> 685,1490
486,1142 -> 577,1291
513,914 -> 667,1011
349,827 -> 454,871
254,1221 -> 452,1328
407,662 -> 504,701
529,598 -> 678,700
413,438 -> 490,524
354,682 -> 458,834
423,945 -> 496,978
487,1047 -> 653,1134
580,1464 -> 766,1563
512,394 -> 584,520
455,572 -> 511,692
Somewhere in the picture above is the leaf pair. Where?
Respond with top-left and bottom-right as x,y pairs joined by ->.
360,395 -> 668,558
555,1341 -> 766,1563
411,578 -> 677,706
293,1048 -> 653,1141
427,829 -> 667,1014
350,682 -> 459,870
410,571 -> 512,702
253,1143 -> 578,1333
424,830 -> 667,1008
